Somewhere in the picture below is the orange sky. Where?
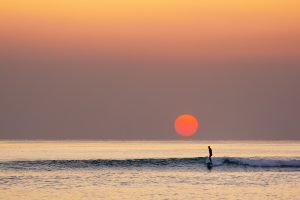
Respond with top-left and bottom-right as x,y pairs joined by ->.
1,0 -> 299,62
1,0 -> 300,140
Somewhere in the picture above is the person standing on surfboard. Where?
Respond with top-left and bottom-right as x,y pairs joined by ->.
208,146 -> 213,163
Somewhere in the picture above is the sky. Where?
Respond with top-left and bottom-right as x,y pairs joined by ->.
0,0 -> 299,140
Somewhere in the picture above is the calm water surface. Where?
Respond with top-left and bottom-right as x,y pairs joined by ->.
0,140 -> 300,199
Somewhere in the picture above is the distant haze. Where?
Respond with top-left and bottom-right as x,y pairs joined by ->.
0,0 -> 299,139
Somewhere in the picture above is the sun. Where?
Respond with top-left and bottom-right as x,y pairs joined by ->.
174,114 -> 198,137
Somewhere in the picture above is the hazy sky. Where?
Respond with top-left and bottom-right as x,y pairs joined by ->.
1,0 -> 299,139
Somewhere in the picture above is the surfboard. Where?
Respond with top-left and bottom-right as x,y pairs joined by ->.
206,158 -> 213,170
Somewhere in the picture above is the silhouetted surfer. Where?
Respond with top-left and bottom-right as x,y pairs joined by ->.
208,146 -> 213,163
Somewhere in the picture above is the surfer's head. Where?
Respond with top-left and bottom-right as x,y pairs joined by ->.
208,146 -> 210,149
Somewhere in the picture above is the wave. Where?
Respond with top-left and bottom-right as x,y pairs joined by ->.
217,157 -> 300,167
1,157 -> 300,170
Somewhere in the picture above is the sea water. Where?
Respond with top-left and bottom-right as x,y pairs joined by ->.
0,140 -> 300,199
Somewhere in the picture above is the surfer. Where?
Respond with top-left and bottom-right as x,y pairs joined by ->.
208,146 -> 213,163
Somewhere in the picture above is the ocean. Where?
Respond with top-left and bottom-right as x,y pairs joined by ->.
0,140 -> 300,199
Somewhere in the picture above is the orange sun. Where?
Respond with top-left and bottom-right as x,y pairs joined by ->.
174,114 -> 198,137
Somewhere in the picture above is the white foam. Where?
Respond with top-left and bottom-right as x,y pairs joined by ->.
217,157 -> 300,167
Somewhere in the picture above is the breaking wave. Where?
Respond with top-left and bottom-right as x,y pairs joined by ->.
1,157 -> 300,170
